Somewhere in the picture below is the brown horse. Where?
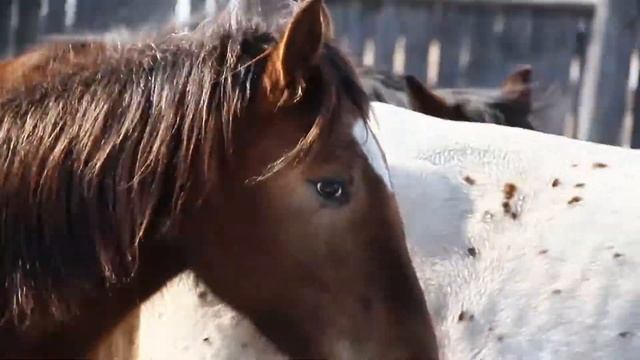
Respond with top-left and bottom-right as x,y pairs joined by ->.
361,66 -> 536,130
0,1 -> 438,358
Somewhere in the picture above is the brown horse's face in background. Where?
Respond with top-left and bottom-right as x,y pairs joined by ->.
184,1 -> 438,358
404,67 -> 535,130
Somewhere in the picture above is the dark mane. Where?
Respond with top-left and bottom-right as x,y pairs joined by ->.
0,9 -> 369,326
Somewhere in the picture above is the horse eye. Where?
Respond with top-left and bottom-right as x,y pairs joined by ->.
312,179 -> 349,204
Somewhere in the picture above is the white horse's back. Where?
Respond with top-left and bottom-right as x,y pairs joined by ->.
374,102 -> 640,359
116,102 -> 640,360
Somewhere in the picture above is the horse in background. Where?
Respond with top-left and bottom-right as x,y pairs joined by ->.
360,66 -> 536,130
0,0 -> 438,358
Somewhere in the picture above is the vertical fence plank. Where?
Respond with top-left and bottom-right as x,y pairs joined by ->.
328,0 -> 373,65
400,3 -> 431,82
74,0 -> 127,31
530,10 -> 576,87
120,0 -> 178,28
631,39 -> 640,148
0,0 -> 12,58
373,2 -> 399,72
85,0 -> 135,31
192,0 -> 207,14
44,0 -> 66,35
74,0 -> 96,30
528,9 -> 579,135
578,0 -> 639,144
632,78 -> 640,147
75,0 -> 177,31
15,0 -> 41,54
328,0 -> 349,50
344,1 -> 376,66
499,6 -> 533,67
464,6 -> 501,87
567,16 -> 591,138
339,1 -> 363,63
437,4 -> 471,87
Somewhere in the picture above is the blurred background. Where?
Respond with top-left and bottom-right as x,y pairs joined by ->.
0,0 -> 638,146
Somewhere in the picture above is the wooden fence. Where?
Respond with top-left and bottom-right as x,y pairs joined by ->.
0,0 -> 638,146
327,0 -> 595,138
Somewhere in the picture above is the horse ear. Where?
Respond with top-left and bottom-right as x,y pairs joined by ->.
265,0 -> 328,104
319,2 -> 334,39
501,66 -> 532,104
404,75 -> 450,118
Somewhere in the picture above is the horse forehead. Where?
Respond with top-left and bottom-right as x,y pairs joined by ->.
351,120 -> 392,191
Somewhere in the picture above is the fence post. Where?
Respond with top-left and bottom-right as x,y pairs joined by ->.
44,0 -> 67,35
577,0 -> 639,145
74,0 -> 178,31
0,0 -> 12,58
401,3 -> 431,83
437,5 -> 471,87
74,0 -> 122,31
73,0 -> 95,30
529,9 -> 580,135
631,38 -> 640,148
192,0 -> 207,14
74,0 -> 128,31
15,0 -> 41,54
465,6 -> 500,87
340,1 -> 376,66
373,2 -> 399,72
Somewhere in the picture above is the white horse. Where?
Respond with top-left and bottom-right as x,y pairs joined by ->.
115,102 -> 640,360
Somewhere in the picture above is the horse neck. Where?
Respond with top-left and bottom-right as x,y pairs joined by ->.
0,238 -> 187,358
0,34 -> 244,357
